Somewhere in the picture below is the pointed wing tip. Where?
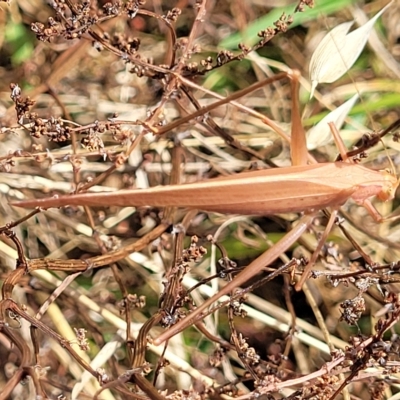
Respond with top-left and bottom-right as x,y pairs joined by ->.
11,197 -> 62,209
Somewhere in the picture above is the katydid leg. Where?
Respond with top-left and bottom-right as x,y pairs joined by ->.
153,214 -> 314,346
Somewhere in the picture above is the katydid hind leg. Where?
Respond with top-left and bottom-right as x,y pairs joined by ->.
153,214 -> 315,346
289,70 -> 309,167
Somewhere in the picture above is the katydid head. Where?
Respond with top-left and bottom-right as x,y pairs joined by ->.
377,135 -> 399,202
377,170 -> 399,202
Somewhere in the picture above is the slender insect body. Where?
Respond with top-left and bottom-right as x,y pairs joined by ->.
12,162 -> 398,215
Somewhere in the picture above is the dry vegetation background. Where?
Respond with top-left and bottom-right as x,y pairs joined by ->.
1,0 -> 400,399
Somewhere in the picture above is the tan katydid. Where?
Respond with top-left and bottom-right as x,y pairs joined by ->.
11,70 -> 397,216
12,70 -> 399,346
11,162 -> 397,216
